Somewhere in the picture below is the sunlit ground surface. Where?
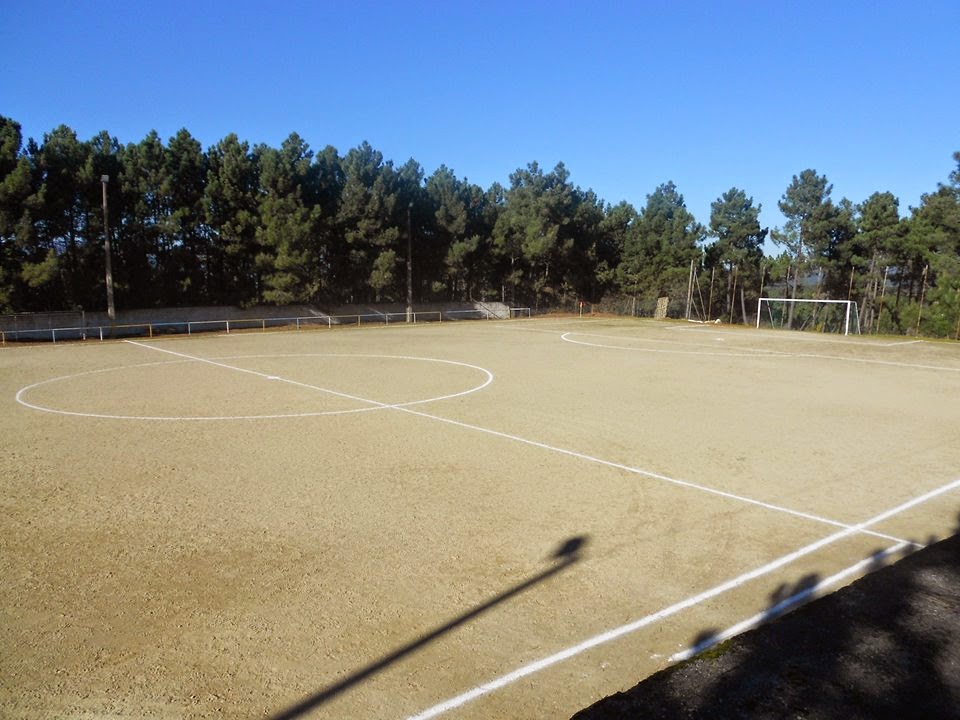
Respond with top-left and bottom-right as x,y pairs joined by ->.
2,316 -> 958,719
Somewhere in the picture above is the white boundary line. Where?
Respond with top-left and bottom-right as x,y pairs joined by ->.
668,539 -> 912,662
404,478 -> 960,720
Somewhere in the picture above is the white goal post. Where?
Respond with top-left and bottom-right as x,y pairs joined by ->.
756,298 -> 861,336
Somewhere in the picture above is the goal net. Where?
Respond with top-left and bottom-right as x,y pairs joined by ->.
756,298 -> 861,336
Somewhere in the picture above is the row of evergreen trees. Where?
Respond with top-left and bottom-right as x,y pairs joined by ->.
1,116 -> 958,335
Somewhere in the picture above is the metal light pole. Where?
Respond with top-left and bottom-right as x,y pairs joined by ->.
406,202 -> 414,323
101,175 -> 116,321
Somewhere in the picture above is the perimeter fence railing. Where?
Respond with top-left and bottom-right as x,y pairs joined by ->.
0,307 -> 533,345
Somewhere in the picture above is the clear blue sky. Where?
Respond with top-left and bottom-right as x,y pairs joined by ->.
3,0 -> 958,247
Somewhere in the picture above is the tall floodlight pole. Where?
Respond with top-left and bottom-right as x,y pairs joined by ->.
406,202 -> 414,323
101,175 -> 116,321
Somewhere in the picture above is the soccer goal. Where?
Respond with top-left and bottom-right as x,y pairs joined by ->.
756,298 -> 861,336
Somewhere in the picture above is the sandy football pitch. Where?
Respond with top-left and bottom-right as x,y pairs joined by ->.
2,316 -> 959,719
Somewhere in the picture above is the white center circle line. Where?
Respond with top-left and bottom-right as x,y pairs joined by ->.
15,349 -> 494,421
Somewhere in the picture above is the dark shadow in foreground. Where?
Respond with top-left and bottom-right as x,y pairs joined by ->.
572,529 -> 960,719
269,535 -> 588,720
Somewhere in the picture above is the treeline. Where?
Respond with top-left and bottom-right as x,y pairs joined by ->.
1,116 -> 958,336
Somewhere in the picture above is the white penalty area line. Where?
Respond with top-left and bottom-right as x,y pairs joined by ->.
404,478 -> 960,720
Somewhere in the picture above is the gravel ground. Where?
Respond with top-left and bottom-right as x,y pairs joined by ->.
573,532 -> 960,720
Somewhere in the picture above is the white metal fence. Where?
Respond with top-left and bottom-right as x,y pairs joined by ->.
0,307 -> 533,344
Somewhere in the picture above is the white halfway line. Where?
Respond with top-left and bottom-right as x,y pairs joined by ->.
404,478 -> 960,720
123,339 -> 907,546
123,340 -> 396,407
120,341 -> 493,413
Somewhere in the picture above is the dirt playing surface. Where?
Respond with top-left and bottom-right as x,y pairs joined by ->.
2,318 -> 958,719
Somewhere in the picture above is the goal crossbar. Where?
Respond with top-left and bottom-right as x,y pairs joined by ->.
756,298 -> 860,336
